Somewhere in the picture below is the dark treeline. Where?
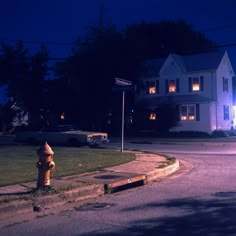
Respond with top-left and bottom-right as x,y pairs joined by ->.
0,20 -> 216,134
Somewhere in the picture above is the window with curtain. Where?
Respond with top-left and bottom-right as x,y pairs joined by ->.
180,104 -> 197,121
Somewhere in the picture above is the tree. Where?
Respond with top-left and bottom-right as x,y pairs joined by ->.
0,41 -> 49,129
55,26 -> 131,130
0,41 -> 30,99
0,41 -> 30,130
27,45 -> 49,128
54,20 -> 217,134
124,19 -> 216,60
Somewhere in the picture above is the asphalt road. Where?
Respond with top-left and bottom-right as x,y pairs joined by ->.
1,141 -> 236,235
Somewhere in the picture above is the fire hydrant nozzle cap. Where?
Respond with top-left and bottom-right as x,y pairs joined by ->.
37,142 -> 54,155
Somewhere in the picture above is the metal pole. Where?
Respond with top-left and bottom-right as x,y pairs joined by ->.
121,90 -> 125,152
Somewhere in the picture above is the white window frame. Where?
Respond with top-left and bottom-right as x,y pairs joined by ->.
180,104 -> 196,121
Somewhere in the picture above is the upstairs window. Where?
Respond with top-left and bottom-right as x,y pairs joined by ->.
166,79 -> 179,93
146,80 -> 159,94
169,80 -> 176,92
223,77 -> 229,92
189,76 -> 204,92
192,77 -> 200,91
149,81 -> 156,94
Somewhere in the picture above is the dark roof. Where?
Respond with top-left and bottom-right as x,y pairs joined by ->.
171,51 -> 226,72
141,51 -> 228,76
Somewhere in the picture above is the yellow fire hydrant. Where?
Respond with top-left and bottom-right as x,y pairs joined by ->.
36,142 -> 55,189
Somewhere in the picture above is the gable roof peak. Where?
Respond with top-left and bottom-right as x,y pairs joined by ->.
170,50 -> 227,72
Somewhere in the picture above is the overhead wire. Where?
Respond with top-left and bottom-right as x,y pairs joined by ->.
0,23 -> 236,61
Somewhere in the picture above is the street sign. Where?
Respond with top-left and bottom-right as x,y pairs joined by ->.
114,77 -> 132,152
115,78 -> 132,86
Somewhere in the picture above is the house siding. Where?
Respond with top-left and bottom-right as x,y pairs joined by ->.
209,102 -> 217,131
135,51 -> 235,134
170,103 -> 212,133
215,55 -> 233,130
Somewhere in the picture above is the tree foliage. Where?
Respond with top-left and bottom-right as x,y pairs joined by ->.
55,20 -> 216,133
0,20 -> 216,134
0,41 -> 49,130
125,20 -> 216,59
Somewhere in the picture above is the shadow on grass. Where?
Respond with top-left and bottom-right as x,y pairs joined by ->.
78,195 -> 236,236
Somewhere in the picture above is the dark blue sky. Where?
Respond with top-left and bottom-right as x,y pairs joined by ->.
1,0 -> 236,103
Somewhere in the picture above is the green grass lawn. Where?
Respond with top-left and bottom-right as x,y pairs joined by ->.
0,145 -> 135,187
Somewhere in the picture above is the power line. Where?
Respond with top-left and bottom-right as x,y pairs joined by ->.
1,23 -> 236,62
0,38 -> 77,47
1,23 -> 236,48
199,24 -> 236,32
45,42 -> 236,61
214,42 -> 236,48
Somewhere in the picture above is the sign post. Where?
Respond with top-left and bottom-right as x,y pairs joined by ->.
114,78 -> 132,152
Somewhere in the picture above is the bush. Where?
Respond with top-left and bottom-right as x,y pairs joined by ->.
169,131 -> 211,138
227,129 -> 236,136
211,130 -> 229,137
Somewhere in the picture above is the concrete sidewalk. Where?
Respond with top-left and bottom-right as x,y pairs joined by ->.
0,152 -> 179,227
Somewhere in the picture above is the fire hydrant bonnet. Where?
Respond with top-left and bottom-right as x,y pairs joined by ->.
37,142 -> 54,155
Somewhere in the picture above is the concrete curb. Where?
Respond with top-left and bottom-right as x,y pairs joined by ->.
0,183 -> 104,223
0,156 -> 180,226
0,199 -> 33,221
146,160 -> 180,182
33,184 -> 104,209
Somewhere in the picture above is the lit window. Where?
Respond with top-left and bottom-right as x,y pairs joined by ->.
149,86 -> 156,94
180,105 -> 196,121
189,76 -> 204,92
188,105 -> 195,120
146,80 -> 159,94
180,106 -> 187,120
60,112 -> 65,120
192,78 -> 200,91
149,112 -> 156,120
169,80 -> 176,92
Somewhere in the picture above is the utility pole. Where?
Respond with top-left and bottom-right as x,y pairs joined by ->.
98,0 -> 104,31
115,78 -> 132,152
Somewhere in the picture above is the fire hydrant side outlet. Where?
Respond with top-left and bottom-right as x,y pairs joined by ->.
36,142 -> 55,189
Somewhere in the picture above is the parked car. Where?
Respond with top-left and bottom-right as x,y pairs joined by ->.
15,125 -> 109,146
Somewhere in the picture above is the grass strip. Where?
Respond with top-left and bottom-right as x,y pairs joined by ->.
0,145 -> 135,187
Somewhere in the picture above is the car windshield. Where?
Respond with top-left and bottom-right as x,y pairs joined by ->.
42,125 -> 75,132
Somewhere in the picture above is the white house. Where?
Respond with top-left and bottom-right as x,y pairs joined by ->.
135,50 -> 235,134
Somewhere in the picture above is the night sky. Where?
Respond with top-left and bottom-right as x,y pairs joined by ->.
0,0 -> 236,103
